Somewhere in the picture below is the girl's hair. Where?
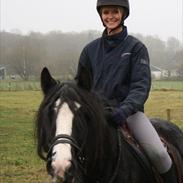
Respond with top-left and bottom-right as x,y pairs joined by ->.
99,5 -> 124,15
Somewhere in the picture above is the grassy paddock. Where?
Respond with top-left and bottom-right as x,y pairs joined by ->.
151,80 -> 183,91
0,90 -> 183,182
145,90 -> 183,127
0,91 -> 51,183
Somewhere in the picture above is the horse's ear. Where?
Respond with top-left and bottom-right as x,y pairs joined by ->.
76,66 -> 92,91
41,67 -> 57,95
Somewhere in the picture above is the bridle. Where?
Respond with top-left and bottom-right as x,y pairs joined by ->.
47,134 -> 81,158
46,129 -> 122,183
46,134 -> 85,178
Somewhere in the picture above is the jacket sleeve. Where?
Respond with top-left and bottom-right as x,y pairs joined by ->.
75,46 -> 93,81
117,44 -> 151,120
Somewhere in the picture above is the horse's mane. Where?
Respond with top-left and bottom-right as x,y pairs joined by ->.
36,81 -> 117,174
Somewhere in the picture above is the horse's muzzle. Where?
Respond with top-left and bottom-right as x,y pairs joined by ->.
52,158 -> 72,178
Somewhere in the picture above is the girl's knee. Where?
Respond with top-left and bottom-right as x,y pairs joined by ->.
146,146 -> 172,173
151,148 -> 172,173
153,148 -> 169,162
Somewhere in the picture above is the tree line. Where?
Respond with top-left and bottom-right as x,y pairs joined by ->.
0,30 -> 182,80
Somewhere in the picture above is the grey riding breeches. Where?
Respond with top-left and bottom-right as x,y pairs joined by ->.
126,111 -> 172,173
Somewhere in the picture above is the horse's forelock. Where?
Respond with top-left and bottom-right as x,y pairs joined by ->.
63,84 -> 108,168
56,83 -> 107,166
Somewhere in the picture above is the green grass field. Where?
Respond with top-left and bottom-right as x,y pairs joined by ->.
151,80 -> 183,91
0,91 -> 50,183
0,90 -> 183,182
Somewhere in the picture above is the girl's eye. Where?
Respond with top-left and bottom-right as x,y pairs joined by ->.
102,9 -> 119,15
112,10 -> 119,14
102,10 -> 109,15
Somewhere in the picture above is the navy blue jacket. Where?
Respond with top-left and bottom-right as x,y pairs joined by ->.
76,26 -> 151,120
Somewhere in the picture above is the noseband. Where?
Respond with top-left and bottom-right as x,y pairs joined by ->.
47,134 -> 81,158
46,134 -> 86,179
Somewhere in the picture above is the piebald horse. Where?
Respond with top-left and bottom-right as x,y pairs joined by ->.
36,67 -> 183,183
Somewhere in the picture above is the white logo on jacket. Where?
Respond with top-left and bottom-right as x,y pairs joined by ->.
121,52 -> 131,58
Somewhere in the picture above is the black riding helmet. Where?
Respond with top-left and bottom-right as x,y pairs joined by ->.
96,0 -> 130,29
96,0 -> 130,19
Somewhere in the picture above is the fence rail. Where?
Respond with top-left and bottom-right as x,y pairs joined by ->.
0,81 -> 40,91
0,80 -> 183,91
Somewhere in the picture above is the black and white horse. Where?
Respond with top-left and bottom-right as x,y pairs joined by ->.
36,67 -> 183,183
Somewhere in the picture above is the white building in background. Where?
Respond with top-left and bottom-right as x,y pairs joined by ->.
170,70 -> 180,78
150,65 -> 169,80
0,66 -> 6,80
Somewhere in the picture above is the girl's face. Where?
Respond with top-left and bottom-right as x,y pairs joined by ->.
101,6 -> 125,34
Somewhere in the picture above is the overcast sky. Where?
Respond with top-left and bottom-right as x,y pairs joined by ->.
0,0 -> 182,42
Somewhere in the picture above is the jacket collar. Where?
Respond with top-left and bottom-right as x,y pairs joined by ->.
102,26 -> 128,53
102,26 -> 128,41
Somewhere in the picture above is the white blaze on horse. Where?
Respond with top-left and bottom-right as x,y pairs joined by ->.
52,102 -> 73,178
52,100 -> 81,179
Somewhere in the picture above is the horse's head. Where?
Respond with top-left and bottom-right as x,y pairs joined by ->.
36,67 -> 108,182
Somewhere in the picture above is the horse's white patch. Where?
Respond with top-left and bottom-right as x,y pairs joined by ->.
75,102 -> 81,109
54,98 -> 61,111
55,102 -> 73,136
51,99 -> 80,178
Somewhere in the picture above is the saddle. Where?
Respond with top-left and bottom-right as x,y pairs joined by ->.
121,124 -> 182,183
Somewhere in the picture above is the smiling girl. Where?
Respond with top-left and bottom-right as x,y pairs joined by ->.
76,0 -> 177,182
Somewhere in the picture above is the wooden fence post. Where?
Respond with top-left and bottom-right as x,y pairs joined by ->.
8,82 -> 11,91
166,108 -> 171,121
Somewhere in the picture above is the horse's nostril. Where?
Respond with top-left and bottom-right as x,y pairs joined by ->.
52,175 -> 63,183
52,159 -> 72,178
65,160 -> 72,170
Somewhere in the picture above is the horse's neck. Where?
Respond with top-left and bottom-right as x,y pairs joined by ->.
104,125 -> 118,155
85,126 -> 119,182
